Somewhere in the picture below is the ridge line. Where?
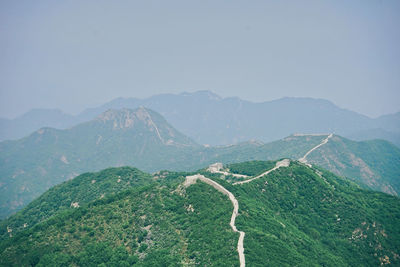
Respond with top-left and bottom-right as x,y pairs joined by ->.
299,133 -> 333,166
184,174 -> 246,267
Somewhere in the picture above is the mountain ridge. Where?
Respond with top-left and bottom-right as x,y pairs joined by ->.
1,91 -> 399,146
0,107 -> 199,218
1,108 -> 399,219
1,160 -> 399,266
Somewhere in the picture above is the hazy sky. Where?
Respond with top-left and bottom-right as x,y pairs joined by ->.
1,0 -> 399,119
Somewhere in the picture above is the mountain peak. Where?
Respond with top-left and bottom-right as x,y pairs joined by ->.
180,90 -> 222,101
93,107 -> 198,147
96,107 -> 156,129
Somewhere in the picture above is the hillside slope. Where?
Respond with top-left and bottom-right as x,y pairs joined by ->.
0,167 -> 152,240
1,171 -> 237,266
195,134 -> 400,196
0,109 -> 76,142
1,91 -> 399,146
0,161 -> 399,266
1,116 -> 399,220
305,135 -> 400,195
0,107 -> 199,218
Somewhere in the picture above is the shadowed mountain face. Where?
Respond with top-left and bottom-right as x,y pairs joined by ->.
1,106 -> 399,219
1,162 -> 399,266
1,91 -> 399,146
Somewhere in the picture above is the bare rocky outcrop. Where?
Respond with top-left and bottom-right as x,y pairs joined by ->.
60,155 -> 69,164
70,202 -> 79,208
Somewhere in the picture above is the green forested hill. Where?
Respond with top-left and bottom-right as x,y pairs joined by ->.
199,134 -> 400,196
1,107 -> 399,219
230,162 -> 400,266
0,112 -> 328,219
0,107 -> 199,218
0,172 -> 237,267
0,167 -> 152,240
306,135 -> 400,195
1,161 -> 399,266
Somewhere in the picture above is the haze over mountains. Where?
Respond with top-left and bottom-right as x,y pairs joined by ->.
0,107 -> 199,218
1,107 -> 399,219
1,91 -> 399,146
1,92 -> 399,266
2,1 -> 399,265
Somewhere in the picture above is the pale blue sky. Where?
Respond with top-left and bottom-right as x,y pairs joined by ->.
1,0 -> 399,118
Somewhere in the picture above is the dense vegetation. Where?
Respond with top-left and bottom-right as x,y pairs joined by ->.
226,160 -> 276,176
0,167 -> 152,240
308,135 -> 400,195
0,108 -> 200,218
0,173 -> 237,266
1,108 -> 400,219
230,162 -> 400,266
1,161 -> 399,266
0,115 -> 327,219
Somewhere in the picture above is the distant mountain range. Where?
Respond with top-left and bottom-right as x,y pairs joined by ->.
1,160 -> 399,266
1,107 -> 399,219
1,91 -> 399,146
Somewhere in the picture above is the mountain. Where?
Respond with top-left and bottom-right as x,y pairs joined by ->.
303,135 -> 400,195
91,93 -> 400,146
1,107 -> 399,219
0,166 -> 152,241
1,161 -> 399,266
1,91 -> 399,147
347,128 -> 400,147
168,133 -> 400,196
0,109 -> 76,141
374,112 -> 400,133
0,107 -> 199,218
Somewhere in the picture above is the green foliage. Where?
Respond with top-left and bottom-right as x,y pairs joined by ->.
308,135 -> 400,195
231,161 -> 400,266
0,108 -> 200,219
227,160 -> 276,176
0,166 -> 152,240
0,161 -> 399,266
0,174 -> 237,266
3,122 -> 399,221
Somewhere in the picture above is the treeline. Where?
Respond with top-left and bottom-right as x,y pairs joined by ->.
227,160 -> 276,176
0,173 -> 238,266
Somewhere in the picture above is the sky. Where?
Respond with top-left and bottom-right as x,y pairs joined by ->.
0,0 -> 399,119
